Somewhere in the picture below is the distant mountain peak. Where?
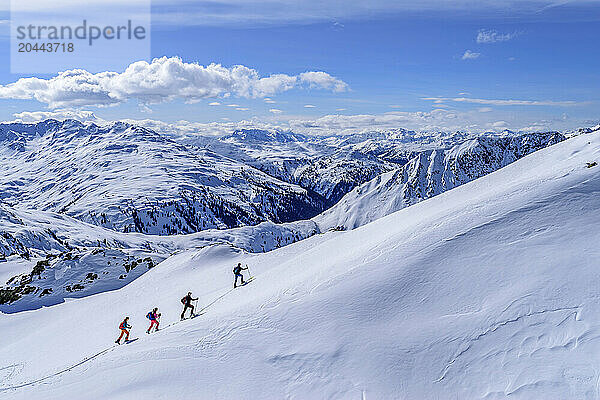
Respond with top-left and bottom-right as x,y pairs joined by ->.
225,129 -> 306,143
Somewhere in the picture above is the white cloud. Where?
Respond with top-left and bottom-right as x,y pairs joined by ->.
10,106 -> 586,137
0,56 -> 349,109
477,29 -> 519,44
281,109 -> 584,135
304,104 -> 316,108
139,104 -> 153,114
478,107 -> 493,112
298,72 -> 348,92
236,107 -> 249,111
263,98 -> 276,104
12,109 -> 105,124
290,111 -> 477,134
128,109 -> 478,136
332,21 -> 345,30
226,104 -> 240,107
462,50 -> 481,60
269,108 -> 283,114
336,108 -> 347,111
209,102 -> 221,106
491,120 -> 509,128
423,96 -> 581,106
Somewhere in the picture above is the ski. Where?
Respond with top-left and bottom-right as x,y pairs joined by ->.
234,276 -> 255,288
239,276 -> 255,286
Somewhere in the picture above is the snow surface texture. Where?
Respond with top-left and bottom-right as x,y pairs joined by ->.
0,131 -> 598,399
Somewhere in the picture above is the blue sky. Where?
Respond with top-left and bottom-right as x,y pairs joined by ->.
0,0 -> 598,134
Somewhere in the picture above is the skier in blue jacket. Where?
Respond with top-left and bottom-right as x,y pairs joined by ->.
146,308 -> 161,334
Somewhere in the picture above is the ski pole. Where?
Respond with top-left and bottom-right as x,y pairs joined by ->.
246,264 -> 252,279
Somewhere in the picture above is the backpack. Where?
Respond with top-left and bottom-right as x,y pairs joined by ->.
146,312 -> 153,320
233,266 -> 241,274
181,296 -> 187,305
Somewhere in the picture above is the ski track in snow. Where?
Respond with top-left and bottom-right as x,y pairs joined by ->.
0,275 -> 258,392
0,346 -> 117,391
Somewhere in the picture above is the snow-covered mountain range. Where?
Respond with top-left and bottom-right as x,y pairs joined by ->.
184,127 -> 569,207
0,120 -> 576,312
0,127 -> 598,399
315,132 -> 566,230
190,128 -> 396,205
1,120 -> 566,239
0,120 -> 326,235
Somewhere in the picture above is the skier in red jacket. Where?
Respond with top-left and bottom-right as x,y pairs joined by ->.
115,317 -> 131,344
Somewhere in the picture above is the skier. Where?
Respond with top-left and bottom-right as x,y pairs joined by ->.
146,307 -> 161,334
115,317 -> 132,344
180,292 -> 198,320
233,263 -> 248,288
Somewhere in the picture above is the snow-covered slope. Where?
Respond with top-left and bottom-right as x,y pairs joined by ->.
0,204 -> 318,312
0,120 -> 325,235
315,132 -> 565,230
0,131 -> 598,399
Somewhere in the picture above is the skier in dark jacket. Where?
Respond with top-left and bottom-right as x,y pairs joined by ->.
115,317 -> 131,344
233,263 -> 248,288
180,292 -> 198,320
146,307 -> 161,334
